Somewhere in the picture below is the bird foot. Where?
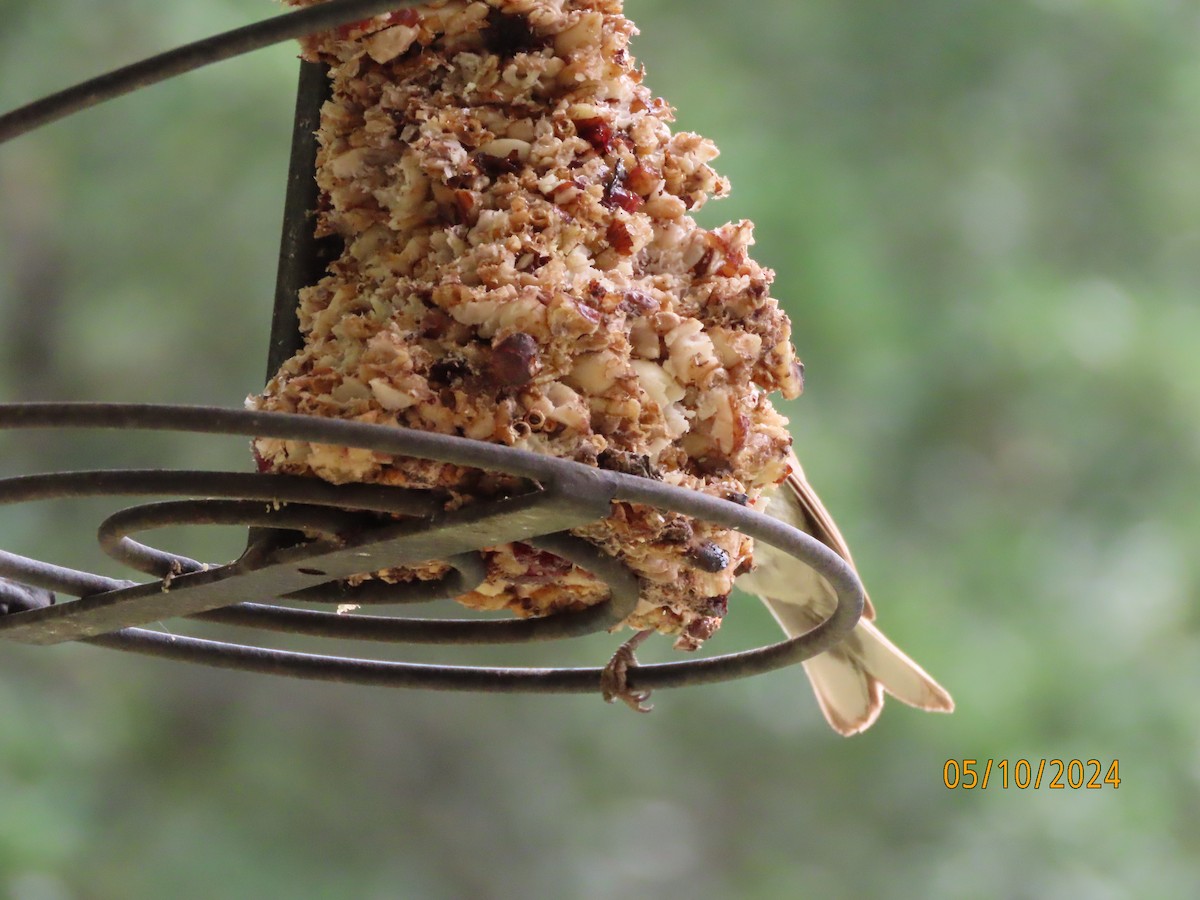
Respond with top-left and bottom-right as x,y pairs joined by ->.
601,629 -> 654,713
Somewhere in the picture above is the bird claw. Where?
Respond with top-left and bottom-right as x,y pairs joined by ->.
601,629 -> 654,713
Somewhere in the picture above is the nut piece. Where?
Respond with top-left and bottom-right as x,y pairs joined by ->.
489,332 -> 540,386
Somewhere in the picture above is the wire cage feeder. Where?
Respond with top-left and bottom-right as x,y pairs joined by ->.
0,0 -> 864,703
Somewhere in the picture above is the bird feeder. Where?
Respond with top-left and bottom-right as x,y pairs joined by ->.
0,0 -> 863,702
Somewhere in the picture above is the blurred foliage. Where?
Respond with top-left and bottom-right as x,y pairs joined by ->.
2,0 -> 1199,897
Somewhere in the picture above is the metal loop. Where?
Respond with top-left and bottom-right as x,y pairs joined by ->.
0,404 -> 866,695
97,499 -> 370,577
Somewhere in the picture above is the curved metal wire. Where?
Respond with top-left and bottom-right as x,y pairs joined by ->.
0,0 -> 421,144
0,404 -> 866,694
193,534 -> 638,645
0,7 -> 868,699
98,499 -> 370,577
0,463 -> 633,646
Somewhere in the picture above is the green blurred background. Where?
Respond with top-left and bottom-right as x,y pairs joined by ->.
2,0 -> 1198,896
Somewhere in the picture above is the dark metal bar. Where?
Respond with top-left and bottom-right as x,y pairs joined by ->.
268,61 -> 338,379
251,57 -> 338,563
195,530 -> 642,643
0,559 -> 319,645
0,469 -> 441,517
0,0 -> 422,145
86,608 -> 860,694
0,549 -> 134,598
192,596 -> 619,645
0,403 -> 607,488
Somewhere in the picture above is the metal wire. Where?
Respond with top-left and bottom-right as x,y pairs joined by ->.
0,0 -> 422,144
0,6 -> 868,699
0,454 -> 627,645
270,60 -> 338,377
0,404 -> 865,693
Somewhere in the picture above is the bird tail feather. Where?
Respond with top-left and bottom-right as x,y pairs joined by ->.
764,596 -> 954,735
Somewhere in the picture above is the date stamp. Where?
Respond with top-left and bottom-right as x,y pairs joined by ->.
943,759 -> 1121,790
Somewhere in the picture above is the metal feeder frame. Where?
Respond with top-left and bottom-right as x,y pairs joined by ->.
0,0 -> 865,699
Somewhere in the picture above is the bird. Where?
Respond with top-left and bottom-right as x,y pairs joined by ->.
737,451 -> 954,735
